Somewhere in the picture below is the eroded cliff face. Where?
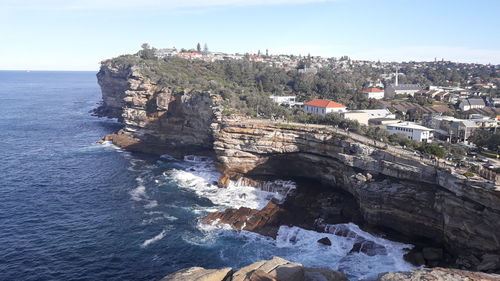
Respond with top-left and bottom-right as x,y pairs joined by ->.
96,61 -> 500,272
96,61 -> 223,155
213,121 -> 500,271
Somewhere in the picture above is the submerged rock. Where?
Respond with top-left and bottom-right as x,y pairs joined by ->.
202,199 -> 284,237
317,237 -> 332,246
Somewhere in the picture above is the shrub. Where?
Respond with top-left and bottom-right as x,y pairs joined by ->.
463,171 -> 475,178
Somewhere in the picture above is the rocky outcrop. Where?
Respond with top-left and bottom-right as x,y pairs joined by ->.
96,60 -> 500,272
160,267 -> 232,281
213,121 -> 500,271
160,257 -> 348,281
159,257 -> 500,281
96,60 -> 223,155
376,267 -> 500,281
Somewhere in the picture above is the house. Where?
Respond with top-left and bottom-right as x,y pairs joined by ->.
298,67 -> 318,74
387,122 -> 434,142
362,88 -> 384,100
450,120 -> 478,144
384,84 -> 422,99
459,98 -> 485,111
303,99 -> 347,115
269,95 -> 296,104
341,111 -> 369,125
358,109 -> 396,120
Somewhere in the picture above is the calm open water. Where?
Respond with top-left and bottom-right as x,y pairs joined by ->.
0,71 -> 413,281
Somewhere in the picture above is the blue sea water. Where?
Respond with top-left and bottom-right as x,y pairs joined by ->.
0,71 -> 414,281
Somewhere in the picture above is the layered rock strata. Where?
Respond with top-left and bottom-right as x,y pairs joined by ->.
160,256 -> 348,281
96,61 -> 500,272
96,60 -> 223,155
159,257 -> 500,281
213,121 -> 500,271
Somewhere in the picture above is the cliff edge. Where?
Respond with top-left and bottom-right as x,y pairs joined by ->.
95,57 -> 500,273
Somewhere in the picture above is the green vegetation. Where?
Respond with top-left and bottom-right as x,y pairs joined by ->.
463,171 -> 475,178
468,129 -> 500,151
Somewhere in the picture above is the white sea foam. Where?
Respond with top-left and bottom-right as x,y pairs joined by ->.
164,156 -> 296,211
129,185 -> 147,202
141,228 -> 169,248
161,155 -> 414,280
274,224 -> 415,280
129,175 -> 158,208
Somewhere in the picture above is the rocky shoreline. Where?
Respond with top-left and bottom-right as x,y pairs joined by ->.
160,256 -> 500,281
95,59 -> 500,276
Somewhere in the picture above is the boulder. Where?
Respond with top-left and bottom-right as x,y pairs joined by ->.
232,257 -> 348,281
317,237 -> 332,246
349,239 -> 386,256
232,257 -> 304,281
303,268 -> 349,281
248,270 -> 278,281
202,199 -> 284,237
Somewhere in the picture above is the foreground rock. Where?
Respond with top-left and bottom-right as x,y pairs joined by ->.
160,257 -> 348,281
160,267 -> 232,281
202,199 -> 285,237
376,267 -> 500,281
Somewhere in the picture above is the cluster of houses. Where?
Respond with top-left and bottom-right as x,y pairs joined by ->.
154,47 -> 325,71
270,93 -> 500,144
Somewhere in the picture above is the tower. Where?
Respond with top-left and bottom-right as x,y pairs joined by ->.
395,68 -> 399,86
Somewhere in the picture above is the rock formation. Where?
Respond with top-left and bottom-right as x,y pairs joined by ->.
159,257 -> 500,281
212,121 -> 500,271
96,59 -> 500,272
96,59 -> 223,156
160,257 -> 348,281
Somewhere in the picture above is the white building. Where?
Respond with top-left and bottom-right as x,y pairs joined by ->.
303,99 -> 347,115
362,88 -> 385,99
459,98 -> 485,111
387,122 -> 434,142
384,84 -> 422,98
269,95 -> 296,104
358,109 -> 396,120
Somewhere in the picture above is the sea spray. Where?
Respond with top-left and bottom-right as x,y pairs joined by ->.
166,155 -> 415,280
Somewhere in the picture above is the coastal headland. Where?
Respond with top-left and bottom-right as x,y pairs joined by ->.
95,56 -> 500,278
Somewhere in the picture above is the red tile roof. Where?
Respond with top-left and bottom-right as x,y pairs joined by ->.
362,88 -> 384,93
304,99 -> 346,108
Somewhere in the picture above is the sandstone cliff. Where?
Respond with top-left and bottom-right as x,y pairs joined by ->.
96,59 -> 500,273
96,59 -> 223,155
213,120 -> 500,271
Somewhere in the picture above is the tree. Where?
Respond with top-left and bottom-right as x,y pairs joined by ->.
196,43 -> 201,52
203,43 -> 209,54
139,43 -> 155,60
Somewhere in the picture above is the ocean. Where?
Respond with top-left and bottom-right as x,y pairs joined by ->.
0,71 -> 414,281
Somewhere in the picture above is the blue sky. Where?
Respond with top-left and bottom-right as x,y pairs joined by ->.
1,0 -> 499,70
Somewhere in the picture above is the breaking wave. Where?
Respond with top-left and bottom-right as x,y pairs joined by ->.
162,155 -> 415,280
